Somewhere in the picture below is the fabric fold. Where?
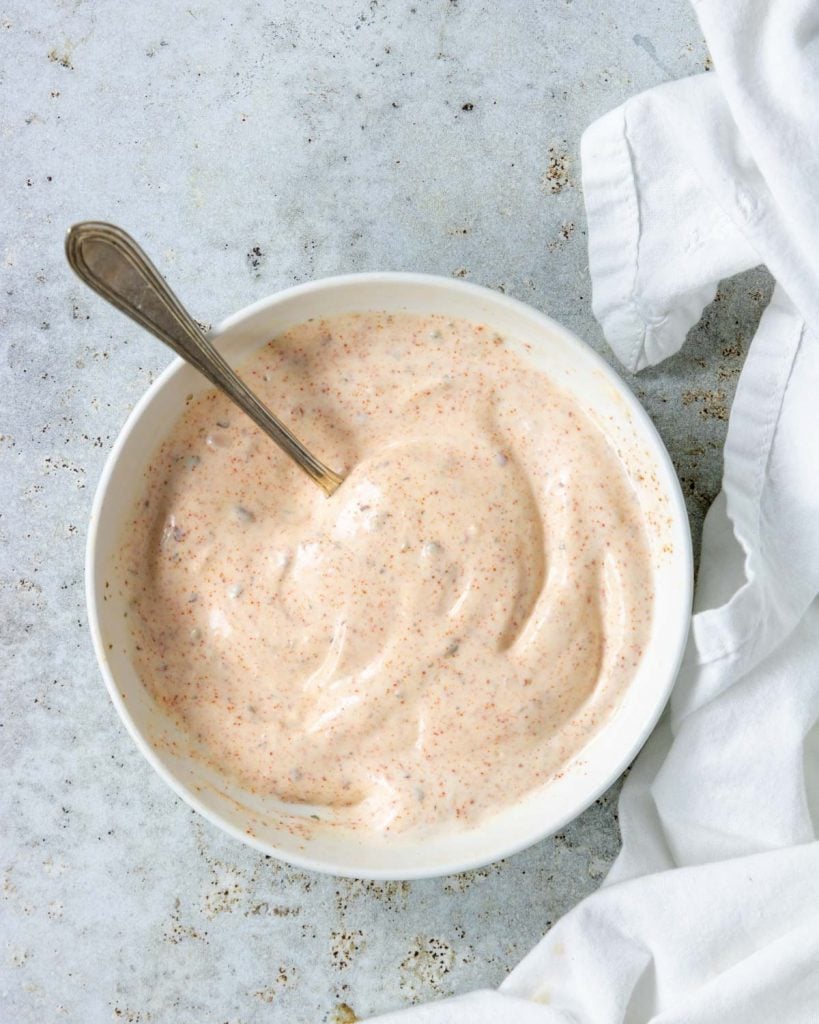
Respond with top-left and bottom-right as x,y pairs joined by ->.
581,74 -> 762,371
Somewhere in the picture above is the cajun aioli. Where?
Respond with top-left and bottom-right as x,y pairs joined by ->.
117,313 -> 654,835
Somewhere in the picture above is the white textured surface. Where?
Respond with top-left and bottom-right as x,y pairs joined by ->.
2,2 -> 770,1021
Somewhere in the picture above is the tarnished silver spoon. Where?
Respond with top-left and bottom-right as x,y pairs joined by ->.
65,222 -> 344,496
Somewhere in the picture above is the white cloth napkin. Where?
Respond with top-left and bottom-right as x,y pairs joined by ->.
369,1 -> 819,1020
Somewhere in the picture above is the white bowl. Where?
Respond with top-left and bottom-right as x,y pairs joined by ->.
87,273 -> 692,880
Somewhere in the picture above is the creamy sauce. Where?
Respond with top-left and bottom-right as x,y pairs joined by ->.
117,313 -> 654,836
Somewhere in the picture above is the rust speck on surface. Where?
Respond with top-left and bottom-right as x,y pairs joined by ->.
247,245 -> 265,277
47,45 -> 74,69
548,220 -> 576,252
164,897 -> 207,944
330,929 -> 365,970
328,1004 -> 359,1024
253,965 -> 295,1003
541,146 -> 571,194
247,900 -> 301,917
399,936 -> 456,1001
333,877 -> 410,913
201,861 -> 246,917
442,860 -> 504,894
681,388 -> 728,421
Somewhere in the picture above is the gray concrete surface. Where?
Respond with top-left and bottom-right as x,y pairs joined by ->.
2,2 -> 771,1021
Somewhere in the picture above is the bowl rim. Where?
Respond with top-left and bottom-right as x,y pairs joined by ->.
86,270 -> 693,879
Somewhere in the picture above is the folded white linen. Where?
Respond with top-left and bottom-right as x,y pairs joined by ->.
369,2 -> 819,1019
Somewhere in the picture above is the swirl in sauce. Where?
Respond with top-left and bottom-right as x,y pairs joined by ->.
118,313 -> 654,835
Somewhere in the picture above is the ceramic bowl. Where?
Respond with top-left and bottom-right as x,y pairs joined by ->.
86,273 -> 692,879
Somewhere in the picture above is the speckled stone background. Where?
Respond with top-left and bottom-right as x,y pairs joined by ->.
2,2 -> 771,1022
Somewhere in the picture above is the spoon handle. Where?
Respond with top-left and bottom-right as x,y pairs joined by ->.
65,222 -> 343,496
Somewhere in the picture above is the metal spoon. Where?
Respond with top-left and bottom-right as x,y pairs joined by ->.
65,222 -> 344,496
